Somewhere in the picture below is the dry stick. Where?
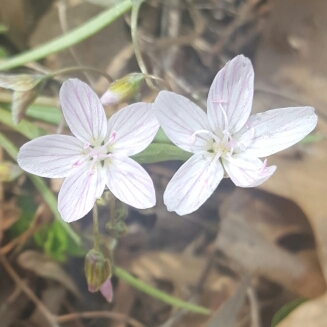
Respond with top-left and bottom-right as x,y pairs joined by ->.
212,0 -> 263,55
56,311 -> 147,327
247,287 -> 262,327
57,0 -> 96,86
0,254 -> 60,327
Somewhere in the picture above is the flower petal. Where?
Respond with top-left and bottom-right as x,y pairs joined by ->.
107,103 -> 159,156
222,154 -> 276,187
164,153 -> 224,215
99,279 -> 113,303
60,79 -> 107,145
58,163 -> 105,223
236,106 -> 318,157
17,135 -> 84,178
154,91 -> 212,153
207,55 -> 254,134
104,155 -> 155,209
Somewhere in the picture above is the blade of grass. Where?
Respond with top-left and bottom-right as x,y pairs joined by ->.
0,0 -> 132,70
0,132 -> 81,246
0,107 -> 47,139
113,266 -> 211,315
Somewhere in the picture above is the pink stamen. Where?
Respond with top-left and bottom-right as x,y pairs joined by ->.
190,130 -> 221,144
219,103 -> 229,132
260,159 -> 267,174
72,131 -> 117,168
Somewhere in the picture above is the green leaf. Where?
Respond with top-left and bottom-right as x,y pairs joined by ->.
132,143 -> 192,164
271,298 -> 308,327
153,127 -> 173,144
0,1 -> 132,71
0,107 -> 47,139
113,266 -> 211,315
25,104 -> 62,125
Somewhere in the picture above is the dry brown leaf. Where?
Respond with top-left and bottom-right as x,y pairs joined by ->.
1,200 -> 21,232
216,189 -> 326,298
251,0 -> 327,324
17,250 -> 81,298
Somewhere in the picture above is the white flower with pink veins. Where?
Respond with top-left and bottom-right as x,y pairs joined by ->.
18,79 -> 159,222
154,55 -> 318,215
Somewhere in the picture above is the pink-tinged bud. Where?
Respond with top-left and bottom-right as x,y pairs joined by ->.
99,278 -> 113,303
0,74 -> 45,124
84,249 -> 111,293
0,161 -> 22,182
100,73 -> 146,105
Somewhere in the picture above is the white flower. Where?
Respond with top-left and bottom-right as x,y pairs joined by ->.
154,55 -> 318,215
18,79 -> 159,222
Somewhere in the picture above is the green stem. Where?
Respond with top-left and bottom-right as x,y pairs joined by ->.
92,204 -> 100,251
113,266 -> 211,315
47,66 -> 113,83
0,0 -> 133,71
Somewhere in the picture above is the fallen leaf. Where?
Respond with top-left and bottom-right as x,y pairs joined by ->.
17,250 -> 81,298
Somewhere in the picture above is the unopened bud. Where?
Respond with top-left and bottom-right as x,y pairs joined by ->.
99,278 -> 113,303
0,74 -> 43,91
0,74 -> 45,124
84,249 -> 111,293
106,220 -> 127,238
0,161 -> 22,182
100,73 -> 145,105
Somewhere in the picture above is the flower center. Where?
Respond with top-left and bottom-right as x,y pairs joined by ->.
73,131 -> 117,175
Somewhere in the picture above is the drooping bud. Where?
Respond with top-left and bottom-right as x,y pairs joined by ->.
99,278 -> 113,303
84,249 -> 111,293
100,73 -> 146,105
0,74 -> 46,124
0,161 -> 23,182
0,74 -> 44,91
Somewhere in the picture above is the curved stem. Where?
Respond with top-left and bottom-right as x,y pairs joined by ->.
131,0 -> 156,90
47,66 -> 113,83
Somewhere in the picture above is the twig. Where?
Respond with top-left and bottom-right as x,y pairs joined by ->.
56,311 -> 147,327
247,286 -> 261,327
57,0 -> 96,86
0,254 -> 60,327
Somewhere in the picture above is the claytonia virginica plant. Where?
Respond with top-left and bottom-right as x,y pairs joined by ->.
18,79 -> 159,222
154,55 -> 318,215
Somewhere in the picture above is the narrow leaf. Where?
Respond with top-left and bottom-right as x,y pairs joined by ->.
113,266 -> 211,315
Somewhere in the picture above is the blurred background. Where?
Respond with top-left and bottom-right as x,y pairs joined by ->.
0,0 -> 326,327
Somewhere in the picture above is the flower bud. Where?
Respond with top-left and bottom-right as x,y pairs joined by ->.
106,220 -> 127,238
100,73 -> 145,105
0,74 -> 45,124
99,278 -> 113,303
0,161 -> 22,182
84,249 -> 111,293
0,74 -> 43,91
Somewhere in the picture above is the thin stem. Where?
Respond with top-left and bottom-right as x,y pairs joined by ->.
93,204 -> 100,251
57,311 -> 146,327
131,0 -> 156,90
47,66 -> 113,83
